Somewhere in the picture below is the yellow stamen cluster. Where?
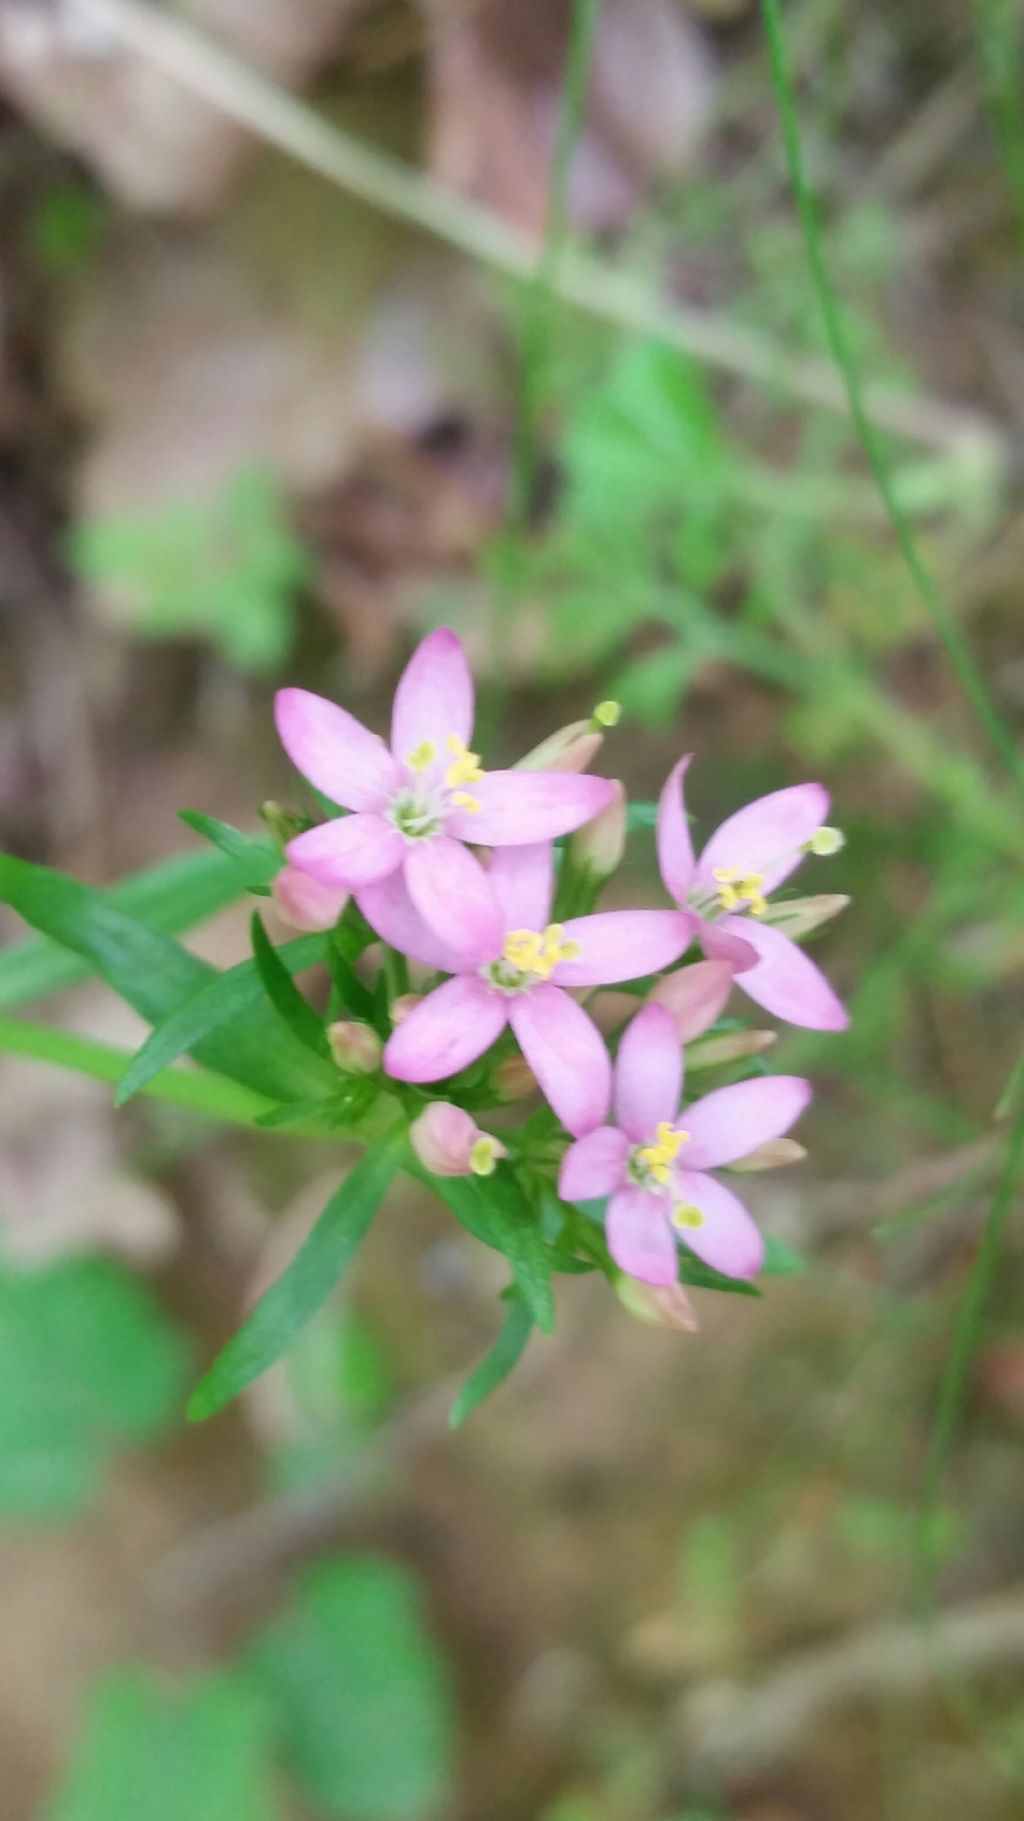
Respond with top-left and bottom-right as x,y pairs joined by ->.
672,1202 -> 705,1230
636,1121 -> 689,1186
712,865 -> 768,916
501,923 -> 581,981
406,739 -> 437,773
444,733 -> 484,812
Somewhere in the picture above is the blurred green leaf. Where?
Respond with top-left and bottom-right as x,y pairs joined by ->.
116,933 -> 327,1106
44,1669 -> 277,1821
188,1132 -> 406,1420
450,1291 -> 534,1429
760,1235 -> 809,1276
248,1556 -> 455,1821
250,914 -> 330,1058
0,1257 -> 188,1518
178,812 -> 280,893
0,849 -> 253,1011
0,856 -> 334,1106
423,1170 -> 555,1331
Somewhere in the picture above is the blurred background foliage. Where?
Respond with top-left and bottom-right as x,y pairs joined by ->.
1,0 -> 1024,1817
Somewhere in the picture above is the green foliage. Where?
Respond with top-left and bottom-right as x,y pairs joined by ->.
29,180 -> 106,276
0,1257 -> 188,1518
70,466 -> 310,672
248,1556 -> 455,1820
44,1669 -> 277,1821
449,1290 -> 534,1429
421,1168 -> 555,1331
178,812 -> 280,893
188,1132 -> 407,1420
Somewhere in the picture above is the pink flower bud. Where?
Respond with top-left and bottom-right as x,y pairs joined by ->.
271,865 -> 348,933
728,1137 -> 807,1173
491,1055 -> 536,1101
410,1102 -> 508,1177
390,993 -> 423,1027
650,960 -> 733,1042
685,1028 -> 777,1070
514,720 -> 604,775
759,893 -> 850,938
567,779 -> 626,880
615,1274 -> 700,1331
327,1020 -> 382,1074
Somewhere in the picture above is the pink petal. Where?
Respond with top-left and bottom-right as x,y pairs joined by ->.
552,910 -> 694,988
383,975 -> 507,1082
447,771 -> 614,844
488,843 -> 555,933
356,869 -> 466,973
614,1003 -> 683,1141
700,920 -> 759,971
657,756 -> 696,903
697,782 -> 829,895
271,866 -> 348,932
390,626 -> 474,761
718,916 -> 848,1031
559,1126 -> 631,1202
683,1075 -> 811,1170
275,689 -> 399,812
672,1169 -> 764,1279
508,985 -> 612,1136
404,837 -> 504,965
286,814 -> 403,888
651,959 -> 735,1041
606,1186 -> 678,1287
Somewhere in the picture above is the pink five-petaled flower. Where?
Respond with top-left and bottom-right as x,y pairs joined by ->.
276,628 -> 614,966
372,843 -> 694,1136
657,758 -> 848,1031
559,1002 -> 811,1284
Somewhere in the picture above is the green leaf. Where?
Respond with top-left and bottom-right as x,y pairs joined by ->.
188,1133 -> 406,1420
178,811 -> 280,893
0,848 -> 254,1011
761,1234 -> 809,1275
250,914 -> 329,1057
44,1668 -> 277,1821
678,1256 -> 762,1298
450,1292 -> 534,1429
419,1169 -> 555,1332
625,800 -> 658,832
0,1256 -> 188,1518
115,934 -> 326,1106
0,855 -> 334,1106
248,1556 -> 455,1821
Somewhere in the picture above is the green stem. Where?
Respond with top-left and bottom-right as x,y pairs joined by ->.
977,0 -> 1024,264
761,0 -> 1024,800
0,1015 -> 274,1128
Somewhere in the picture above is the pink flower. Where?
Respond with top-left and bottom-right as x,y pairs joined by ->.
373,844 -> 694,1136
270,865 -> 348,932
558,1002 -> 810,1284
276,628 -> 614,965
657,758 -> 848,1031
410,1102 -> 507,1177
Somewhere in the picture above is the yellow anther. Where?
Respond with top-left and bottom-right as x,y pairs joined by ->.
672,1202 -> 705,1231
592,699 -> 621,728
713,866 -> 767,916
451,792 -> 481,813
406,739 -> 437,773
807,824 -> 844,856
501,923 -> 582,982
637,1121 -> 690,1185
444,733 -> 485,790
470,1136 -> 502,1176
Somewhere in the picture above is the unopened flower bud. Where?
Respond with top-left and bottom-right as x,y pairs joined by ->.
260,800 -> 307,852
390,993 -> 423,1026
410,1102 -> 508,1177
591,699 -> 621,728
616,1274 -> 699,1331
760,894 -> 850,939
492,1055 -> 537,1101
651,960 -> 734,1042
728,1138 -> 808,1173
327,1020 -> 381,1074
515,720 -> 603,775
685,1029 -> 777,1070
806,825 -> 845,856
567,780 -> 626,881
271,865 -> 349,932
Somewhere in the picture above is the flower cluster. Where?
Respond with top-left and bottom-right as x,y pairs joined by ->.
274,628 -> 848,1303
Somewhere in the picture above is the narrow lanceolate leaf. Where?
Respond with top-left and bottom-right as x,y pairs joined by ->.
760,1234 -> 808,1276
449,1293 -> 534,1429
249,914 -> 329,1058
178,811 -> 280,892
0,848 -> 252,1011
0,857 -> 333,1106
187,1132 -> 406,1420
115,934 -> 326,1107
420,1170 -> 555,1333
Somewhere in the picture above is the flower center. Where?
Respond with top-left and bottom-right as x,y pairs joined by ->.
629,1122 -> 690,1189
690,826 -> 844,920
485,923 -> 581,992
711,866 -> 768,917
391,732 -> 487,839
